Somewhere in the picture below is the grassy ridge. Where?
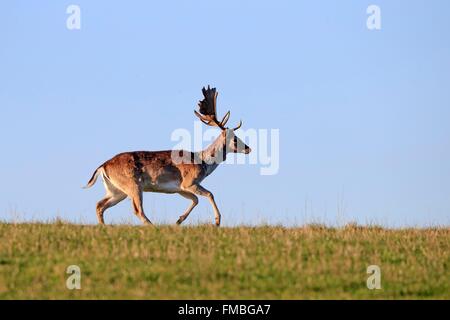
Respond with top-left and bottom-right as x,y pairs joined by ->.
0,222 -> 448,299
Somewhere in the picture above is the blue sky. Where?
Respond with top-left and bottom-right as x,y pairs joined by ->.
1,1 -> 449,226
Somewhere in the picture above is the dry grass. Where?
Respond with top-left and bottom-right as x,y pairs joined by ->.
0,222 -> 448,299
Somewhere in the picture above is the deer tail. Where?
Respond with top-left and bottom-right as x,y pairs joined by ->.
83,166 -> 103,189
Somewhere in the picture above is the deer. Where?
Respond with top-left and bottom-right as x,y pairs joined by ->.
84,86 -> 251,226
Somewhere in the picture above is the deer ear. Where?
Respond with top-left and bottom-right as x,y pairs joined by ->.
232,120 -> 242,131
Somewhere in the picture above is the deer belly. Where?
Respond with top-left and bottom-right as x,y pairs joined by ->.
143,180 -> 181,193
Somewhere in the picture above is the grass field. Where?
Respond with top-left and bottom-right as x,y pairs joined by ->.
0,222 -> 448,299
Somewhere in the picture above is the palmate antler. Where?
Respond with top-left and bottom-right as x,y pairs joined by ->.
194,86 -> 242,131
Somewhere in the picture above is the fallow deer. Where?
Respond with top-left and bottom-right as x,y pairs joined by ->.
84,86 -> 251,226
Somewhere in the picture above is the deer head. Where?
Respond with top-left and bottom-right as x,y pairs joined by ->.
195,86 -> 251,154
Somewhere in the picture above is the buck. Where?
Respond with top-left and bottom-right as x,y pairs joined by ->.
84,86 -> 251,226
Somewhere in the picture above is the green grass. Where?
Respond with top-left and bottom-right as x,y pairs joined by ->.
0,222 -> 448,299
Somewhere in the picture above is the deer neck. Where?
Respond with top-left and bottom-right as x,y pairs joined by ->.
199,134 -> 227,174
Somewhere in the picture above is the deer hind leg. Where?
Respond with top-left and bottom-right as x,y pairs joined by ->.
183,185 -> 221,226
176,191 -> 198,225
125,187 -> 152,226
96,180 -> 127,225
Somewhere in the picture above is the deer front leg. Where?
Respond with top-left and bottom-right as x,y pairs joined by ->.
183,185 -> 221,226
176,191 -> 198,225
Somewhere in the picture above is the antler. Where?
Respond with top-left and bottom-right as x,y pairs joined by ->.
194,86 -> 231,130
